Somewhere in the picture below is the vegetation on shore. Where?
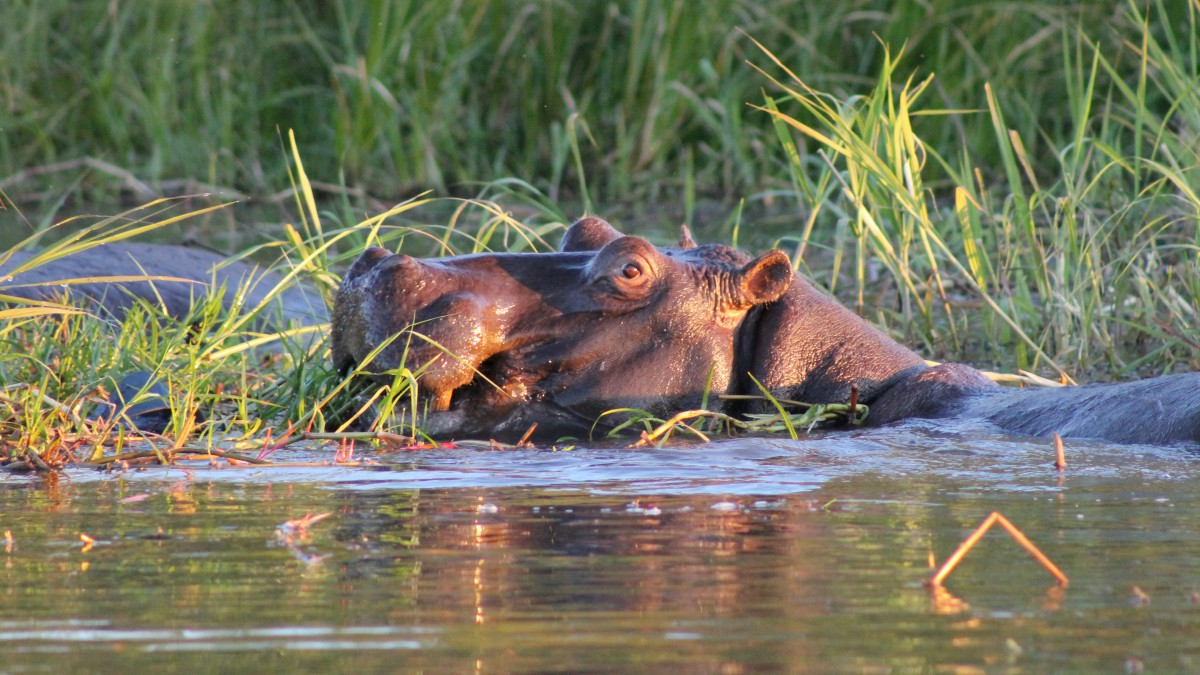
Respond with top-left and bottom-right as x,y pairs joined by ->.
4,1 -> 1193,207
1,0 -> 1198,462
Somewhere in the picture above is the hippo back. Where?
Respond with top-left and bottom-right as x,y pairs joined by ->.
970,374 -> 1200,444
1,242 -> 328,330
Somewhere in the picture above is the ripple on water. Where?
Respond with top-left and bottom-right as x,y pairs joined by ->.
5,418 -> 1198,494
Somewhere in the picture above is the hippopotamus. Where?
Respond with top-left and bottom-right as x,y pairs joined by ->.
1,242 -> 328,330
332,217 -> 795,439
332,217 -> 1200,445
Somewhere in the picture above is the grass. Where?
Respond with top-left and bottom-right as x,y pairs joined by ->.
3,1 -> 1190,208
752,0 -> 1200,377
1,1 -> 1199,462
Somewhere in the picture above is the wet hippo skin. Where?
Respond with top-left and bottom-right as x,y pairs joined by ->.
332,218 -> 1200,445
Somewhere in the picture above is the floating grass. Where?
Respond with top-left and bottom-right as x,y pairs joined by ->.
613,394 -> 868,450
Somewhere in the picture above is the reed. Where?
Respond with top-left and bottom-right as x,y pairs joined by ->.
753,0 -> 1199,378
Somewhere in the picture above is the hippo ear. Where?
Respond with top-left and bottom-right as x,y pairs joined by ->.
560,217 -> 624,252
343,247 -> 394,283
735,250 -> 793,308
679,224 -> 698,249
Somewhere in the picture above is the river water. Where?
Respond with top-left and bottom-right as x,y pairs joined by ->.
3,419 -> 1199,672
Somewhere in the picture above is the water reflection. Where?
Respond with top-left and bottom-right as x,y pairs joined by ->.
334,489 -> 828,624
2,423 -> 1200,670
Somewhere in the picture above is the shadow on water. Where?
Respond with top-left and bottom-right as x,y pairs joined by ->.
3,422 -> 1200,671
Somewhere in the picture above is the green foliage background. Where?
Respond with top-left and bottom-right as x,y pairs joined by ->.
3,1 -> 1188,202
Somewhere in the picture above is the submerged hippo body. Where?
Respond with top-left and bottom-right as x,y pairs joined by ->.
1,242 -> 328,331
333,217 -> 1200,445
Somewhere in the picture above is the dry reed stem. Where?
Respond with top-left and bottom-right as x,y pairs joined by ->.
244,461 -> 370,468
0,384 -> 83,424
934,364 -> 1067,388
718,394 -> 825,407
516,423 -> 538,447
262,430 -> 425,452
930,511 -> 1068,587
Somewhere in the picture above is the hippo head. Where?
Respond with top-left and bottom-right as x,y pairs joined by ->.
331,218 -> 793,439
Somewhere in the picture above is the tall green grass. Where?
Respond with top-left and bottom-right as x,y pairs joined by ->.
3,0 -> 1185,210
757,0 -> 1200,378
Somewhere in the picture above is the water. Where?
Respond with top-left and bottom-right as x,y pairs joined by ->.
3,419 -> 1200,672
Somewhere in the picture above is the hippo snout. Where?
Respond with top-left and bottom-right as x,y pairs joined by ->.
332,248 -> 519,412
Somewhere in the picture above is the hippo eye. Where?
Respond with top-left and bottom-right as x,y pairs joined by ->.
621,263 -> 642,279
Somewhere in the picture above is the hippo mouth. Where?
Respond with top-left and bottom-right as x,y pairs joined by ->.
431,349 -> 530,410
413,345 -> 607,440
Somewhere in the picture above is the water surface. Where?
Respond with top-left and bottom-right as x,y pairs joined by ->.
3,419 -> 1199,672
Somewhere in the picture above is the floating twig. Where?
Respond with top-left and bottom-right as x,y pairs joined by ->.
280,430 -> 424,448
516,423 -> 538,447
930,511 -> 1068,587
89,447 -> 268,466
276,512 -> 333,566
277,512 -> 332,541
1,451 -> 57,473
242,429 -> 427,456
242,461 -> 370,468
